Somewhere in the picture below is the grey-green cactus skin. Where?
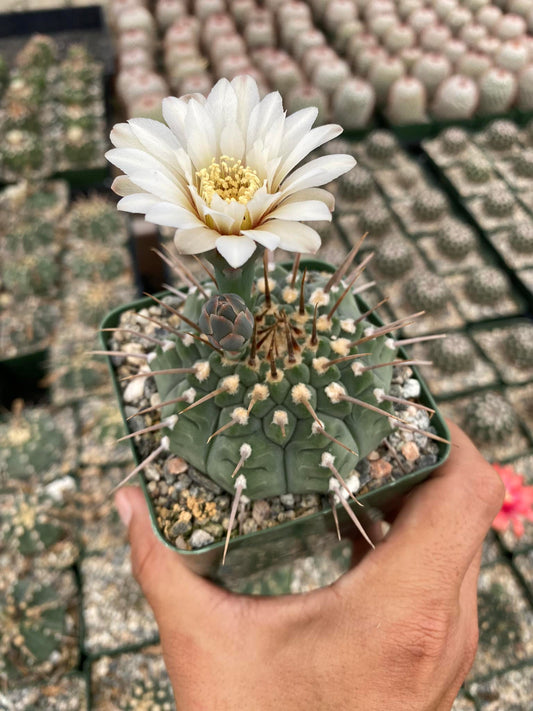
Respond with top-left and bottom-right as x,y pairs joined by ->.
2,252 -> 59,297
463,156 -> 492,183
514,151 -> 533,178
464,392 -> 517,444
440,127 -> 468,154
3,220 -> 55,253
149,264 -> 398,500
430,333 -> 475,374
485,120 -> 519,150
374,236 -> 414,277
412,190 -> 447,221
366,131 -> 397,160
338,166 -> 374,200
403,272 -> 449,313
65,242 -> 129,282
69,197 -> 125,245
483,189 -> 514,217
505,324 -> 533,369
0,490 -> 69,557
0,577 -> 68,683
359,204 -> 391,235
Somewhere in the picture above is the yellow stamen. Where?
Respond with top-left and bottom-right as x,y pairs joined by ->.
197,155 -> 261,205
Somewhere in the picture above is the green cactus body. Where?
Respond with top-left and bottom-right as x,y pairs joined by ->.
514,151 -> 533,178
466,266 -> 509,305
0,577 -> 68,683
15,35 -> 57,72
0,490 -> 70,556
2,252 -> 59,298
483,189 -> 515,217
430,333 -> 475,374
440,127 -> 469,155
4,220 -> 55,253
359,204 -> 392,235
436,224 -> 476,259
65,242 -> 129,281
509,223 -> 533,253
338,166 -> 374,200
0,54 -> 8,97
63,127 -> 99,166
463,156 -> 492,183
69,197 -> 126,245
365,131 -> 398,161
2,130 -> 45,175
464,392 -> 517,443
504,324 -> 533,368
485,119 -> 519,150
147,263 -> 398,500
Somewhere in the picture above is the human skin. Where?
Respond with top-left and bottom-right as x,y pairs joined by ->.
114,421 -> 505,711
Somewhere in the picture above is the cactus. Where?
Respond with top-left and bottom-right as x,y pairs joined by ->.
0,298 -> 59,358
0,53 -> 8,97
73,281 -> 133,328
2,130 -> 45,176
412,189 -> 448,222
332,78 -> 375,130
464,392 -> 517,443
412,53 -> 452,98
403,272 -> 450,313
495,38 -> 529,72
431,74 -> 479,120
463,155 -> 492,183
368,56 -> 406,106
0,576 -> 71,684
465,266 -> 510,304
374,236 -> 415,278
386,76 -> 428,125
3,220 -> 56,253
477,68 -> 517,116
439,127 -> 469,155
119,679 -> 175,710
15,34 -> 57,72
485,119 -> 519,150
504,323 -> 533,368
285,85 -> 328,123
69,196 -> 126,246
2,252 -> 59,298
365,130 -> 398,161
483,188 -> 515,217
359,203 -> 392,235
509,222 -> 533,253
65,242 -> 129,281
62,126 -> 100,166
338,165 -> 374,200
436,223 -> 477,259
0,404 -> 68,482
514,150 -> 533,178
430,332 -> 476,374
517,63 -> 533,110
59,44 -> 101,85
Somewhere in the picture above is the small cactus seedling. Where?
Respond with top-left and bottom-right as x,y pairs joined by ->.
2,130 -> 46,176
463,156 -> 492,184
65,242 -> 130,282
412,189 -> 448,222
403,272 -> 450,314
365,130 -> 398,161
465,266 -> 510,304
504,323 -> 533,369
464,392 -> 517,444
118,679 -> 175,711
485,119 -> 520,150
359,203 -> 392,236
514,150 -> 533,178
2,251 -> 60,298
374,236 -> 415,278
429,332 -> 475,374
15,34 -> 57,73
509,223 -> 533,254
436,224 -> 477,260
337,165 -> 374,201
105,76 -> 449,559
483,188 -> 515,218
440,127 -> 469,155
3,220 -> 56,253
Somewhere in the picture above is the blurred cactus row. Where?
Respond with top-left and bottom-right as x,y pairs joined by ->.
0,36 -> 107,182
109,0 -> 533,127
0,183 -> 132,365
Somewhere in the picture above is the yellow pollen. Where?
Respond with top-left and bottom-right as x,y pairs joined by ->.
197,155 -> 261,206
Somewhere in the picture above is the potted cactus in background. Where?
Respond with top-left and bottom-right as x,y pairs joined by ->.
101,76 -> 449,593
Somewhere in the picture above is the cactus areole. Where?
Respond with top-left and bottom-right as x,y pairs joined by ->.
106,77 -> 446,548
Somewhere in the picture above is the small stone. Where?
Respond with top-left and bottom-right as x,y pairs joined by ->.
166,457 -> 189,475
367,450 -> 380,461
402,378 -> 421,399
277,510 -> 296,523
123,376 -> 147,403
252,500 -> 271,525
175,535 -> 188,550
203,521 -> 224,538
242,518 -> 258,534
401,441 -> 420,462
370,459 -> 393,479
169,511 -> 192,537
188,467 -> 224,494
280,493 -> 295,508
189,529 -> 214,549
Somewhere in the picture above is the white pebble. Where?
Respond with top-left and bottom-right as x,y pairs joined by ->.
402,378 -> 421,399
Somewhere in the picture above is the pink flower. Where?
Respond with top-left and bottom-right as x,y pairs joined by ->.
492,463 -> 533,538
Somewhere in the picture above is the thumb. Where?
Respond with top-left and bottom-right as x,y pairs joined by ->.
114,486 -> 216,623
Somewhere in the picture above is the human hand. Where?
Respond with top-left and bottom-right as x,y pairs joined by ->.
114,421 -> 504,711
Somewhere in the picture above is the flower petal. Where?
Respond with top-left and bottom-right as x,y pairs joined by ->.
161,96 -> 188,147
246,184 -> 281,226
129,169 -> 191,206
110,122 -> 143,149
174,227 -> 219,254
117,194 -> 160,213
280,154 -> 356,195
273,123 -> 344,190
145,201 -> 204,229
280,187 -> 335,212
257,220 -> 321,253
106,147 -> 176,184
247,91 -> 284,150
280,107 -> 318,155
186,99 -> 217,169
127,117 -> 182,169
268,200 -> 332,222
216,234 -> 257,268
231,75 -> 261,137
111,175 -> 146,197
241,227 -> 280,250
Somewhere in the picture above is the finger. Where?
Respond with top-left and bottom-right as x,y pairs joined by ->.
115,486 -> 225,625
366,421 -> 504,592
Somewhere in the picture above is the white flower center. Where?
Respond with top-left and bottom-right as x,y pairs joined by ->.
197,155 -> 261,206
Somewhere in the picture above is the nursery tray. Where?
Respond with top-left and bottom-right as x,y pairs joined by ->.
100,261 -> 451,593
0,348 -> 49,408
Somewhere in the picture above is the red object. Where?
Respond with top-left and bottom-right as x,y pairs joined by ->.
492,464 -> 533,538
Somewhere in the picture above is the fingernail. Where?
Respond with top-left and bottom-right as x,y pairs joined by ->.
115,490 -> 132,527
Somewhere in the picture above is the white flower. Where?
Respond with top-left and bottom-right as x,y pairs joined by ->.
106,76 -> 355,268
